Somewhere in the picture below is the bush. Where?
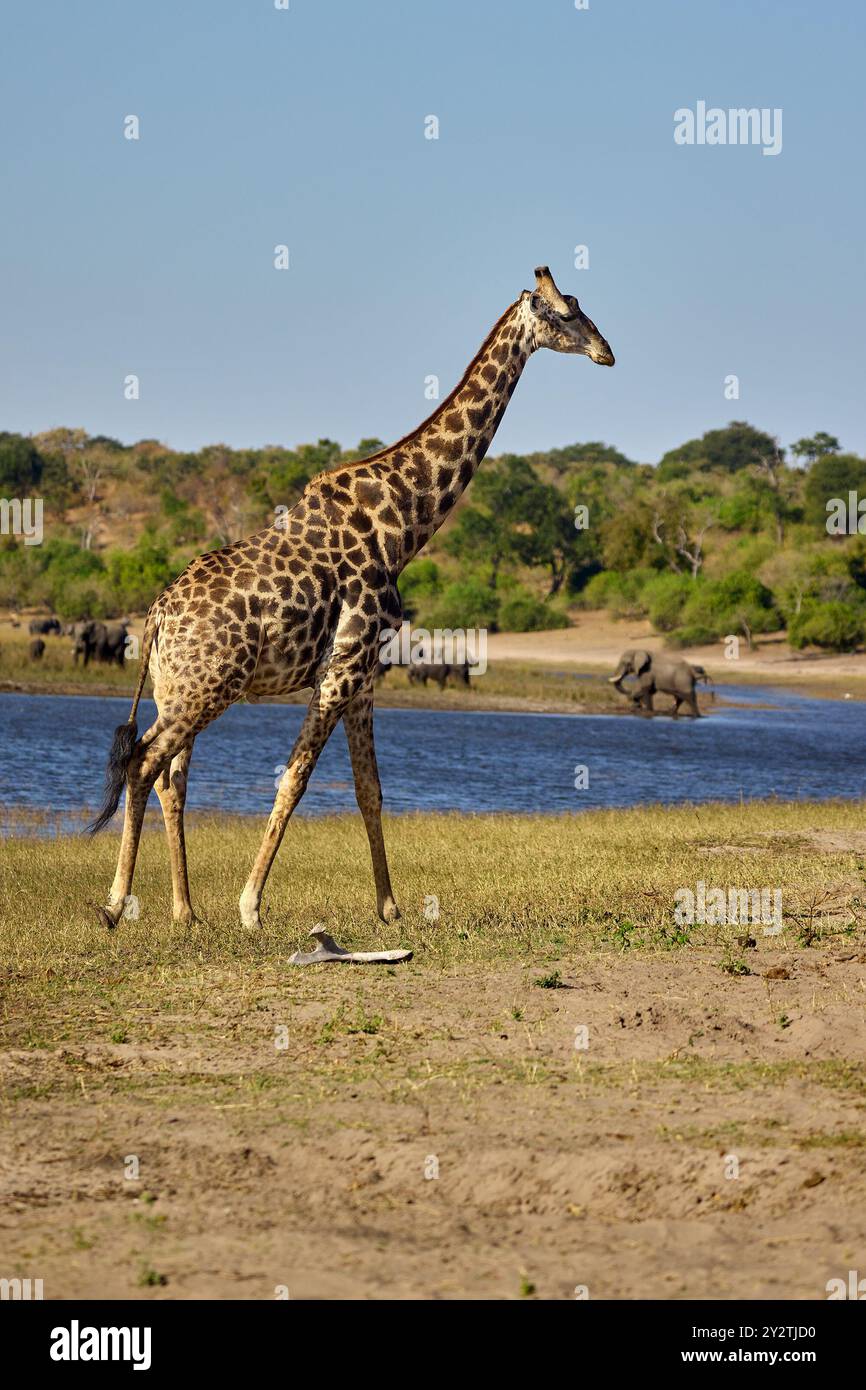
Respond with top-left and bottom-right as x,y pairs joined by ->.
423,579 -> 500,631
53,579 -> 112,620
104,536 -> 174,612
579,569 -> 652,618
498,590 -> 569,632
398,558 -> 441,618
788,600 -> 866,652
0,537 -> 109,615
680,571 -> 779,637
641,573 -> 694,631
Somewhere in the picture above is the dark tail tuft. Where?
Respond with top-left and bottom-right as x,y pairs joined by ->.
88,721 -> 138,834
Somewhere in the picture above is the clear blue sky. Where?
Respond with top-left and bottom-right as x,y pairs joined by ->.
1,0 -> 863,464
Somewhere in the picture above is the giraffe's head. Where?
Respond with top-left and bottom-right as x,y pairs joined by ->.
526,266 -> 615,366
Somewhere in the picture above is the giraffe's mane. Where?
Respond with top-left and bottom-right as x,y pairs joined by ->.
322,295 -> 524,477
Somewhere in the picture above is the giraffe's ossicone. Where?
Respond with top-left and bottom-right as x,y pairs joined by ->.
90,266 -> 614,933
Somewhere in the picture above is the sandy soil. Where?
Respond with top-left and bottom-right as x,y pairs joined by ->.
3,943 -> 865,1300
487,611 -> 866,681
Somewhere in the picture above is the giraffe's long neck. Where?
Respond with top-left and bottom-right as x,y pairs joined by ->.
386,298 -> 535,570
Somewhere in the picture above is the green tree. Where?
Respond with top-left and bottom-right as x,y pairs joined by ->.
657,421 -> 779,480
515,478 -> 591,595
105,536 -> 174,612
342,437 -> 386,461
650,492 -> 719,577
804,454 -> 866,532
528,440 -> 637,479
790,432 -> 840,467
679,571 -> 779,648
599,498 -> 660,572
444,457 -> 542,589
398,557 -> 441,618
444,507 -> 511,589
0,433 -> 44,494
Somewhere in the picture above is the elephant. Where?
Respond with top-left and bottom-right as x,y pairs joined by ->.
407,660 -> 472,690
95,622 -> 129,667
28,616 -> 61,636
609,648 -> 708,718
71,620 -> 129,667
71,620 -> 103,666
29,637 -> 46,660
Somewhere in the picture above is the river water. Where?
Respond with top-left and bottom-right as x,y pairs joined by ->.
0,683 -> 860,833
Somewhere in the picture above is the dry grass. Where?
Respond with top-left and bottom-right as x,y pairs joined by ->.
0,627 -> 133,694
2,798 -> 865,985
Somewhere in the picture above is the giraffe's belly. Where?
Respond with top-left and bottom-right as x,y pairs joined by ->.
244,646 -> 321,700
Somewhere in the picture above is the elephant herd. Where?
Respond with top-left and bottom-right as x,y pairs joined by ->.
24,616 -> 129,666
609,648 -> 712,718
21,619 -> 707,717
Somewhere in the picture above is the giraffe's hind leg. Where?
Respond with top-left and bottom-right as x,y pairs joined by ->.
154,741 -> 197,925
343,687 -> 399,924
99,721 -> 201,928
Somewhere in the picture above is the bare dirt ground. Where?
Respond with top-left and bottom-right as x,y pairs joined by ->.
3,797 -> 866,1302
4,937 -> 866,1299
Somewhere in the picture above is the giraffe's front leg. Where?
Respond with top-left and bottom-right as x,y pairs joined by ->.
343,686 -> 400,924
238,686 -> 346,930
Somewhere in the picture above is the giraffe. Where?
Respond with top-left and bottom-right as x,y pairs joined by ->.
90,266 -> 614,931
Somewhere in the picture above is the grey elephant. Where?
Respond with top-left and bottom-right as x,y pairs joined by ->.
29,637 -> 46,660
407,660 -> 472,689
71,619 -> 103,666
95,622 -> 129,667
70,620 -> 127,667
609,648 -> 709,718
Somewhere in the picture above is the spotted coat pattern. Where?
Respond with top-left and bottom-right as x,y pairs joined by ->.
99,270 -> 614,931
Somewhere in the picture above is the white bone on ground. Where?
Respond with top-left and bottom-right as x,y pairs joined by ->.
288,927 -> 412,966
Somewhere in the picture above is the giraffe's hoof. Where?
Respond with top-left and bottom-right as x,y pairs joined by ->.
174,909 -> 202,928
238,890 -> 262,930
90,901 -> 120,931
380,901 -> 401,924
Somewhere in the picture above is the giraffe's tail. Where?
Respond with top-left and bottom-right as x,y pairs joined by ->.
87,609 -> 158,834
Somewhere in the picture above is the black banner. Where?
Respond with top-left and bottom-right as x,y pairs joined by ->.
7,1299 -> 862,1375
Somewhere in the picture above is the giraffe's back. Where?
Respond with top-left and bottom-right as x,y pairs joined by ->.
150,523 -> 341,707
